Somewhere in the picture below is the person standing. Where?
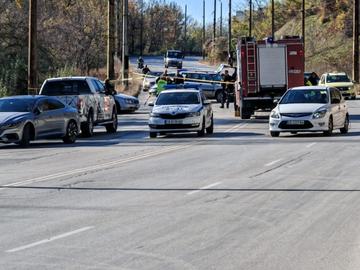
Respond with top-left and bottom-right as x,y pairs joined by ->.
221,70 -> 232,108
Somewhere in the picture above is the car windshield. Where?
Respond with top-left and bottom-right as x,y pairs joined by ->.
156,92 -> 200,105
0,99 -> 34,112
167,51 -> 183,59
326,75 -> 351,83
280,89 -> 329,104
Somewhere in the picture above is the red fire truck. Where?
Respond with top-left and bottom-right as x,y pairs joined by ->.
235,36 -> 304,119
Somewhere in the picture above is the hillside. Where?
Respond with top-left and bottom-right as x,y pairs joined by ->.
277,14 -> 353,75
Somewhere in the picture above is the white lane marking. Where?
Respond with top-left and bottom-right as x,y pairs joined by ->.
306,142 -> 317,148
187,182 -> 222,195
0,145 -> 190,190
6,226 -> 94,253
265,159 -> 283,167
225,123 -> 248,133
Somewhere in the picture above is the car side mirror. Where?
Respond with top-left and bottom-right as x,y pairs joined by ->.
148,102 -> 154,107
332,98 -> 340,104
273,99 -> 279,104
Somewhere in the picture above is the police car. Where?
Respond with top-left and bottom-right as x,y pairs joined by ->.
148,89 -> 214,138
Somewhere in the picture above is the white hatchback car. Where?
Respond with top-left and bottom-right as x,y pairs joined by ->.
148,89 -> 214,138
269,86 -> 349,137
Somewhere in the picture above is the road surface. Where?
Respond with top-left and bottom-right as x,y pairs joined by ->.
1,58 -> 360,269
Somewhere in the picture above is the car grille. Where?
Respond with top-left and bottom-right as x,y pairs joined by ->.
159,113 -> 188,119
149,124 -> 199,129
280,113 -> 312,118
337,87 -> 349,91
278,121 -> 313,129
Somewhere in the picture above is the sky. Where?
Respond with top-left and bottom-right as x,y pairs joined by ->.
162,0 -> 232,24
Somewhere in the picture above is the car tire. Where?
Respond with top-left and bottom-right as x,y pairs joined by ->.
270,131 -> 280,137
206,116 -> 214,134
106,109 -> 118,133
197,118 -> 206,137
18,124 -> 31,147
150,132 -> 157,138
215,91 -> 223,103
63,120 -> 78,144
340,115 -> 349,134
81,111 -> 94,137
323,117 -> 333,136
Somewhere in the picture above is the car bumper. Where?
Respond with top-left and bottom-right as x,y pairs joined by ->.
0,128 -> 22,143
121,103 -> 140,111
269,115 -> 329,132
149,116 -> 201,132
340,90 -> 356,98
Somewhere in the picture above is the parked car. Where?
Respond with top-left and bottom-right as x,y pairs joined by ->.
269,86 -> 349,137
318,72 -> 356,99
180,71 -> 224,102
142,71 -> 163,91
113,93 -> 140,113
148,89 -> 214,138
0,95 -> 79,146
39,77 -> 118,137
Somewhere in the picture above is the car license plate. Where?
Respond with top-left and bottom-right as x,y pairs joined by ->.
165,120 -> 183,125
287,120 -> 304,125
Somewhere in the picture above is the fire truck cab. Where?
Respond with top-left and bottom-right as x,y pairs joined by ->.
235,36 -> 304,119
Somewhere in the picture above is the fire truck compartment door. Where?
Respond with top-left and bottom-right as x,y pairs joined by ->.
258,45 -> 287,87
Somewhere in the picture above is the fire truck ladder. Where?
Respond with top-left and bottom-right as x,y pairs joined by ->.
246,42 -> 257,93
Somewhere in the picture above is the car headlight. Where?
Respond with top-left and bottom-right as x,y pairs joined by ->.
313,109 -> 327,119
270,110 -> 280,119
187,112 -> 201,117
2,122 -> 21,129
150,112 -> 160,117
125,99 -> 134,104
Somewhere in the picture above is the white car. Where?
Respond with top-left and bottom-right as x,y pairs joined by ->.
269,86 -> 349,137
148,89 -> 214,138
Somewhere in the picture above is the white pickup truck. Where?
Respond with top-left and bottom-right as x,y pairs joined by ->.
39,77 -> 118,137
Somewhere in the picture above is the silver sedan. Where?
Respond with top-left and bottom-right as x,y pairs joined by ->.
0,95 -> 80,147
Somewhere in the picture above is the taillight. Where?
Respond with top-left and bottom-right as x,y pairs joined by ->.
77,98 -> 83,111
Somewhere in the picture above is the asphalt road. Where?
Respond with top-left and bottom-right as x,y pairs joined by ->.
2,59 -> 360,269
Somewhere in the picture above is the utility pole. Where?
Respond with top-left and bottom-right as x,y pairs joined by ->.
249,0 -> 252,37
228,0 -> 232,55
213,0 -> 216,46
116,0 -> 123,61
107,0 -> 115,80
203,0 -> 206,60
302,0 -> 305,55
140,0 -> 144,56
220,1 -> 223,36
354,0 -> 359,82
271,0 -> 275,39
28,0 -> 37,94
122,0 -> 129,86
184,5 -> 187,53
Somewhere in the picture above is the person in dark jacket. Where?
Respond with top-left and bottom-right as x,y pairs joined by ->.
308,72 -> 319,86
142,65 -> 150,74
104,79 -> 116,95
221,70 -> 232,108
174,70 -> 184,84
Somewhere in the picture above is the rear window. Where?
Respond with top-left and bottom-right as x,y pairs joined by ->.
41,80 -> 91,96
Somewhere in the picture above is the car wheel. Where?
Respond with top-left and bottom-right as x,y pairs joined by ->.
63,120 -> 78,144
206,116 -> 214,134
340,115 -> 349,134
150,132 -> 157,138
18,124 -> 31,147
215,91 -> 223,103
270,131 -> 280,137
197,118 -> 206,137
81,111 -> 94,137
106,109 -> 118,133
323,117 -> 333,136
